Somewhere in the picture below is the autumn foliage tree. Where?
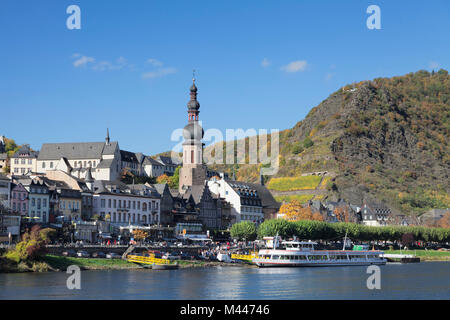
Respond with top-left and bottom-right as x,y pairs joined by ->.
132,229 -> 148,244
279,200 -> 324,222
156,174 -> 170,184
437,212 -> 450,228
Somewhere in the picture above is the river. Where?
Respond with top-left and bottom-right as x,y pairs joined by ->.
0,262 -> 448,299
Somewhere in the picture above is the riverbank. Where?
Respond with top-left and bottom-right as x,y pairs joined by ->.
0,254 -> 251,273
384,250 -> 450,261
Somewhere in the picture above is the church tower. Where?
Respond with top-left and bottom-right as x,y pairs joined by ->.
179,77 -> 207,193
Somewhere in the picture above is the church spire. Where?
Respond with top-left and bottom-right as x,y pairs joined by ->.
187,72 -> 200,122
106,128 -> 110,145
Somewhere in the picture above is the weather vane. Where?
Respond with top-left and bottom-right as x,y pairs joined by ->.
193,69 -> 196,82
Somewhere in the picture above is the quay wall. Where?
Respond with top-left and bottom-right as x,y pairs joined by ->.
45,245 -> 208,255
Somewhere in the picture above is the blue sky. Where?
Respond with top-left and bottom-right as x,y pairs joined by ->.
0,0 -> 448,155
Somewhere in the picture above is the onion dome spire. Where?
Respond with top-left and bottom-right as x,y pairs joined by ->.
187,71 -> 200,122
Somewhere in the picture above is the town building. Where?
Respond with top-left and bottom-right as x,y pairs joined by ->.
90,180 -> 161,226
0,174 -> 11,210
208,178 -> 264,225
10,182 -> 29,216
120,150 -> 141,176
0,136 -> 7,171
142,156 -> 166,177
42,169 -> 93,221
152,183 -> 174,225
360,202 -> 390,226
36,130 -> 122,181
0,136 -> 5,154
27,180 -> 50,223
0,214 -> 21,242
0,153 -> 7,173
10,144 -> 38,175
157,156 -> 180,176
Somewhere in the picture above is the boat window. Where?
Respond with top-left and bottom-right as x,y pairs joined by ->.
272,255 -> 279,260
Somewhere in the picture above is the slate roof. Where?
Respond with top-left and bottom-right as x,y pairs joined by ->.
12,145 -> 39,158
0,153 -> 7,160
226,180 -> 262,207
157,156 -> 181,166
120,150 -> 139,163
153,183 -> 169,197
38,141 -> 118,160
182,184 -> 208,205
143,156 -> 164,166
96,158 -> 114,169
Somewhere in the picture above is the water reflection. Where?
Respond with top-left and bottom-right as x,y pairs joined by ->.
0,262 -> 448,300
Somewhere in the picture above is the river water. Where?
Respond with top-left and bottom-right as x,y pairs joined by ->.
0,262 -> 448,299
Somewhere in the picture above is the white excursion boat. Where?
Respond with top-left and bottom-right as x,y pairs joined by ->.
253,239 -> 386,267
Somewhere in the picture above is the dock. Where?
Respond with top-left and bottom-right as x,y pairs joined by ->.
127,254 -> 179,269
381,253 -> 420,263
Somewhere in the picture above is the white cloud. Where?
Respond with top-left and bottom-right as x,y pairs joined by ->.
429,61 -> 440,70
261,58 -> 271,68
72,54 -> 131,71
92,57 -> 128,71
147,58 -> 164,67
280,60 -> 308,73
73,55 -> 95,67
142,67 -> 177,79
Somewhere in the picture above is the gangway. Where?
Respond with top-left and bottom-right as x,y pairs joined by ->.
127,254 -> 179,269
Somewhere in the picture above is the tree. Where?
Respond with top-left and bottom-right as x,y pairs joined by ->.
279,200 -> 323,222
257,219 -> 294,239
303,137 -> 314,148
169,166 -> 181,189
5,225 -> 48,263
401,233 -> 414,248
437,212 -> 450,228
156,174 -> 170,185
230,221 -> 257,241
132,229 -> 148,243
292,142 -> 304,155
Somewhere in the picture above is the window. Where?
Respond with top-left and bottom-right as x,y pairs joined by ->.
42,162 -> 46,169
113,200 -> 116,208
32,198 -> 35,206
21,159 -> 25,164
108,199 -> 111,208
43,199 -> 47,208
50,162 -> 53,168
28,159 -> 32,165
101,199 -> 106,208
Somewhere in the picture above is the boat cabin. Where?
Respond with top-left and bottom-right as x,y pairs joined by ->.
282,241 -> 317,251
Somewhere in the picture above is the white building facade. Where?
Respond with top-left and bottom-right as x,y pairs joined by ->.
208,178 -> 264,224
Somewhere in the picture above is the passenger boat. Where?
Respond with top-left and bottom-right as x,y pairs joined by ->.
253,239 -> 386,267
